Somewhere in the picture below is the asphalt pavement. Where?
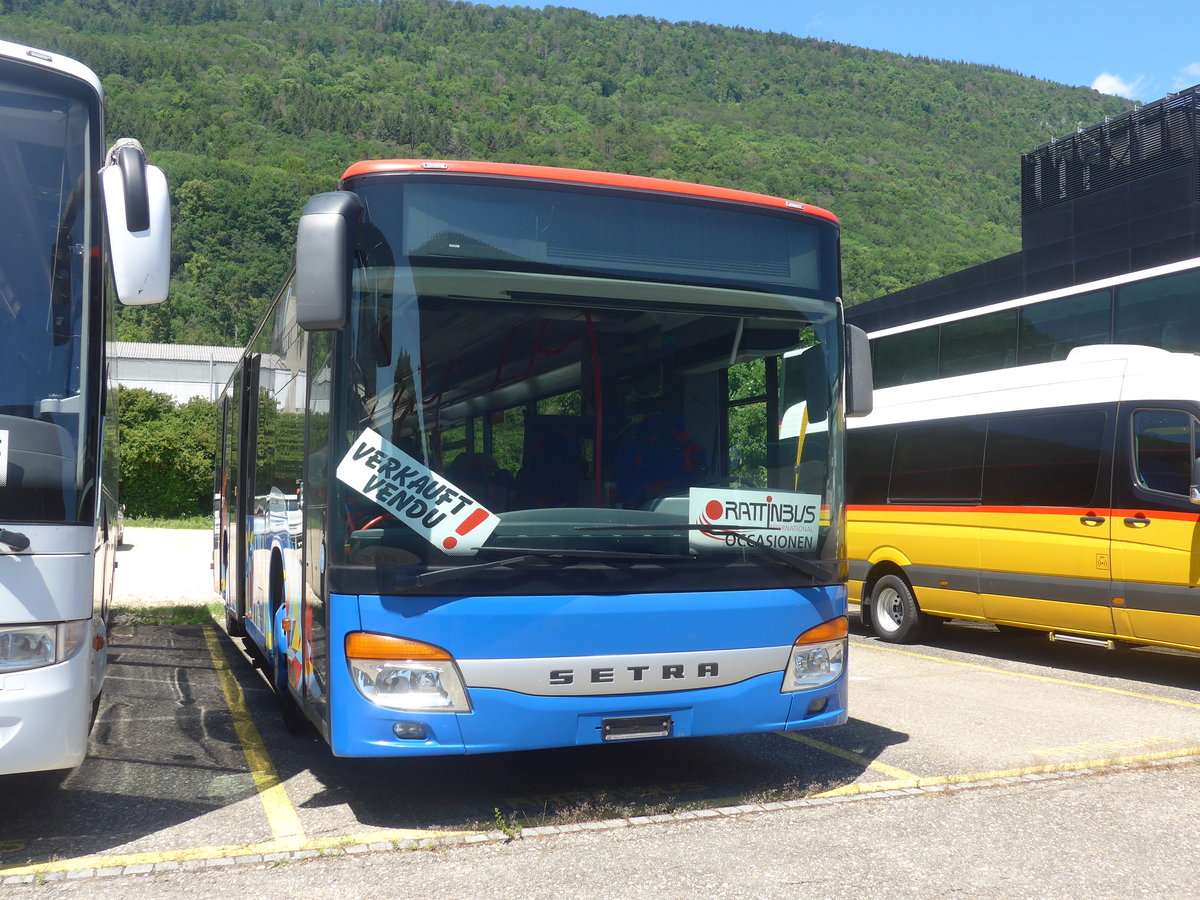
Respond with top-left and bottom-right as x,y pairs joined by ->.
9,528 -> 1197,896
7,761 -> 1199,898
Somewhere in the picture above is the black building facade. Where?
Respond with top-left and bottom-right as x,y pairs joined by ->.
847,85 -> 1200,335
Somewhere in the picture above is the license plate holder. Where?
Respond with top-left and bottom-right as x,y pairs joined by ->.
601,715 -> 672,742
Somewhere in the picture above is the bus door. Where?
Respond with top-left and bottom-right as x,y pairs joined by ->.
223,355 -> 259,635
221,365 -> 244,632
214,394 -> 229,593
241,355 -> 265,639
298,330 -> 333,728
977,409 -> 1117,635
1110,405 -> 1200,648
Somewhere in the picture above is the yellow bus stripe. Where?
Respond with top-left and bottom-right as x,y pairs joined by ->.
202,625 -> 306,843
858,640 -> 1200,710
777,731 -> 921,780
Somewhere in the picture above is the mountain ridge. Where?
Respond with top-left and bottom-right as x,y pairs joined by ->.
1,0 -> 1133,344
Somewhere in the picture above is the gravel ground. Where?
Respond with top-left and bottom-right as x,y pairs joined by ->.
113,527 -> 218,607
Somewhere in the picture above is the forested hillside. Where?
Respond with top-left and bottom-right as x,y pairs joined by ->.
3,0 -> 1132,345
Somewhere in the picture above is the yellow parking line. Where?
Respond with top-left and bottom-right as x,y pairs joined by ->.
0,828 -> 457,877
779,639 -> 1200,796
0,627 -> 458,878
201,625 -> 306,846
777,731 -> 921,781
813,744 -> 1200,798
856,641 -> 1200,710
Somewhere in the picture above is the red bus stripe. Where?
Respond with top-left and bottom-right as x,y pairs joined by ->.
339,159 -> 838,224
849,504 -> 1200,523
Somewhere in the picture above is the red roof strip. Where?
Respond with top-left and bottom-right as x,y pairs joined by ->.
340,159 -> 839,224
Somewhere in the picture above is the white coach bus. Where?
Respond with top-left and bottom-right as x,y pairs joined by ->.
0,38 -> 169,775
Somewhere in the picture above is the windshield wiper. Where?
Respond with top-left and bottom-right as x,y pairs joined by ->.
576,523 -> 833,581
396,554 -> 547,588
698,526 -> 834,581
715,534 -> 832,580
481,546 -> 687,559
394,546 -> 686,588
575,524 -> 751,532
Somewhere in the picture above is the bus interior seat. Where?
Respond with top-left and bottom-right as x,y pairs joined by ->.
615,413 -> 706,509
515,415 -> 588,508
448,452 -> 514,512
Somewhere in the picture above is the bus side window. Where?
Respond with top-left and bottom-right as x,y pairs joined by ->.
1132,410 -> 1194,497
982,411 -> 1106,507
846,428 -> 896,505
889,422 -> 985,504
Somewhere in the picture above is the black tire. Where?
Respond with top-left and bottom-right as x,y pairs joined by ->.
279,686 -> 310,735
272,636 -> 311,735
225,600 -> 246,637
869,573 -> 930,644
276,657 -> 311,735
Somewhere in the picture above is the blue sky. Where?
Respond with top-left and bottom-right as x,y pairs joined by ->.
533,1 -> 1200,104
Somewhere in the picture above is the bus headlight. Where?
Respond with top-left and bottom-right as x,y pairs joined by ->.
781,616 -> 847,692
345,632 -> 471,712
0,621 -> 88,673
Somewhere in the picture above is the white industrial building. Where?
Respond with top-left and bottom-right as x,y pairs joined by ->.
109,342 -> 243,403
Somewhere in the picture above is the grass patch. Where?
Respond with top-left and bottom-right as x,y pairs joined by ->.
490,775 -> 840,831
124,514 -> 212,530
110,602 -> 223,627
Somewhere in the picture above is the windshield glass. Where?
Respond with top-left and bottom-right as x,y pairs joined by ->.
0,59 -> 98,524
329,178 -> 844,594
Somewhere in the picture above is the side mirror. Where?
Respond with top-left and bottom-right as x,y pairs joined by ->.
1190,457 -> 1200,506
102,140 -> 171,306
845,324 -> 874,418
295,191 -> 363,331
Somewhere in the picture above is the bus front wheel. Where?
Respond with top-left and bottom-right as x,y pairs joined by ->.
869,574 -> 929,644
279,685 -> 310,735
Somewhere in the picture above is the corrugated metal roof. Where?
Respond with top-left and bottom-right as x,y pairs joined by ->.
108,342 -> 244,363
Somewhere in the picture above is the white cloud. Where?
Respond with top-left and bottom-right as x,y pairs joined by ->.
1091,72 -> 1146,99
1167,64 -> 1200,93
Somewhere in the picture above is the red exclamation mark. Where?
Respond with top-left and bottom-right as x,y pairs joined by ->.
442,508 -> 490,550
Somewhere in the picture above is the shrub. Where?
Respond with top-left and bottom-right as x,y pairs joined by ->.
119,388 -> 217,518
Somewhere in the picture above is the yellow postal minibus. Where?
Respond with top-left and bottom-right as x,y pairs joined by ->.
845,345 -> 1200,651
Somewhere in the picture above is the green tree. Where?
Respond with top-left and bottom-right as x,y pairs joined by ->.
0,0 -> 1135,341
118,389 -> 217,517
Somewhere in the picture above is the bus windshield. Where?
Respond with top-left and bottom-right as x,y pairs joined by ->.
0,60 -> 97,525
329,178 -> 845,594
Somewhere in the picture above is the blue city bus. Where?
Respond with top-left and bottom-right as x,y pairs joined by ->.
215,160 -> 871,756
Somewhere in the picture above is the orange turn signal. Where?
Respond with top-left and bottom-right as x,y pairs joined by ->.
344,632 -> 452,660
795,616 -> 849,645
